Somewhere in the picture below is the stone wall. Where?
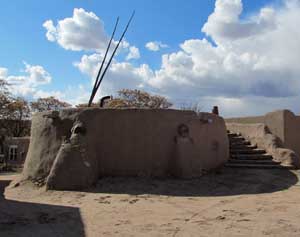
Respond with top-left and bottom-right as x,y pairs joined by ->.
22,108 -> 229,190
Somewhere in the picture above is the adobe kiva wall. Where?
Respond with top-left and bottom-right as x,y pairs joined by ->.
226,110 -> 300,168
21,108 -> 229,190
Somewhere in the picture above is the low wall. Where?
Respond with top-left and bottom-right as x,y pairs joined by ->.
225,116 -> 265,124
226,110 -> 300,158
284,111 -> 300,158
22,108 -> 229,190
227,123 -> 300,168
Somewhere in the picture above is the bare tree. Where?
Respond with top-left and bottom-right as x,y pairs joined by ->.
180,102 -> 202,115
6,98 -> 31,137
76,102 -> 99,108
30,97 -> 71,112
106,89 -> 172,109
0,79 -> 11,117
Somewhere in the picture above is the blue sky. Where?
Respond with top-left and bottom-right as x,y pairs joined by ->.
1,0 -> 299,117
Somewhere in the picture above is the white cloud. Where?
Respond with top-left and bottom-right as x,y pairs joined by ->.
0,63 -> 52,98
5,63 -> 51,88
0,68 -> 8,78
33,84 -> 92,106
38,2 -> 300,116
43,8 -> 141,63
43,8 -> 109,51
0,64 -> 92,106
23,63 -> 52,85
33,90 -> 64,100
43,20 -> 57,42
202,0 -> 276,43
74,53 -> 153,98
143,0 -> 300,116
126,46 -> 140,60
145,41 -> 168,51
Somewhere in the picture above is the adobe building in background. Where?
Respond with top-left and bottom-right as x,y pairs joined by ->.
0,137 -> 30,166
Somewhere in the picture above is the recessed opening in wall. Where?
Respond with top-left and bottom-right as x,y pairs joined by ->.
9,145 -> 18,161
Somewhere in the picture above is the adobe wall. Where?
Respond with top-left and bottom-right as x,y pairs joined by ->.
284,111 -> 300,158
226,110 -> 300,167
225,116 -> 265,124
22,108 -> 229,190
264,111 -> 285,145
227,123 -> 300,168
225,111 -> 285,141
227,110 -> 300,155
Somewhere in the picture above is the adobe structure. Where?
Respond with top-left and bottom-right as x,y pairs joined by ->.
226,110 -> 300,168
1,137 -> 30,165
21,108 -> 229,190
0,128 -> 30,167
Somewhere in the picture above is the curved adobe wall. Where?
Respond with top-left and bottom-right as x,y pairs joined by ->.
22,108 -> 229,190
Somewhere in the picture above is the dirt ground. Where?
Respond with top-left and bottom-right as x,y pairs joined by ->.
1,168 -> 300,237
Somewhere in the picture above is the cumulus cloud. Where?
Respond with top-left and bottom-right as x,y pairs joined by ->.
74,53 -> 153,98
43,8 -> 142,63
41,1 -> 300,116
126,46 -> 140,60
43,8 -> 109,51
0,63 -> 93,107
7,63 -> 51,86
144,0 -> 300,115
0,63 -> 52,98
202,0 -> 276,42
145,41 -> 169,51
0,68 -> 8,78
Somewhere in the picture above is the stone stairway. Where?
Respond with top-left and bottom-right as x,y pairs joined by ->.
226,131 -> 293,169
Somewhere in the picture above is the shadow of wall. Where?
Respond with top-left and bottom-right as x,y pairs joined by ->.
88,168 -> 298,197
0,179 -> 85,237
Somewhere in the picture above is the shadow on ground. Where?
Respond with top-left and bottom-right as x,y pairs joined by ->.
91,168 -> 299,197
0,178 -> 85,237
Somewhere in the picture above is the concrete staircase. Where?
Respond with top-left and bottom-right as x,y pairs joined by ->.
226,131 -> 293,169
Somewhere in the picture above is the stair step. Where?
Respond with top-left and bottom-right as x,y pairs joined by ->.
230,140 -> 251,146
228,133 -> 239,138
225,163 -> 293,169
230,149 -> 266,155
226,130 -> 296,169
230,144 -> 257,149
229,137 -> 245,142
228,159 -> 279,165
231,154 -> 273,160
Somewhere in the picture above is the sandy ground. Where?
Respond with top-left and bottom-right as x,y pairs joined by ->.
1,168 -> 300,237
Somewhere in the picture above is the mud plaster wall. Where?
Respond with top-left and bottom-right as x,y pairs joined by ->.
225,116 -> 265,124
226,110 -> 300,163
226,123 -> 300,168
22,109 -> 229,190
284,111 -> 300,158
